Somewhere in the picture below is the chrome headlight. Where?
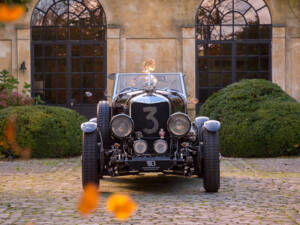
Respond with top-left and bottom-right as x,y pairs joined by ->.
153,139 -> 168,154
167,112 -> 191,137
133,140 -> 147,154
110,114 -> 133,138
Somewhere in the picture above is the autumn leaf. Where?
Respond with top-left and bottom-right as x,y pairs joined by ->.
106,193 -> 137,220
0,4 -> 25,23
78,183 -> 99,215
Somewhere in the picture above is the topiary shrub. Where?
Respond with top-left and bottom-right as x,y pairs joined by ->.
0,105 -> 86,158
199,79 -> 300,157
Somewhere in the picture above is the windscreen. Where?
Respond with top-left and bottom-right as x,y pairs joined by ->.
115,73 -> 183,95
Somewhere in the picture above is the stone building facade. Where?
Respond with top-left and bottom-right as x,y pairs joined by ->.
0,0 -> 299,118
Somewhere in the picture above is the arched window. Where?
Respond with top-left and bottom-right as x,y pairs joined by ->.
195,0 -> 272,106
31,0 -> 107,118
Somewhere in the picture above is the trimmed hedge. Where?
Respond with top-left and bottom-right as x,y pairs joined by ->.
0,106 -> 86,158
199,79 -> 300,157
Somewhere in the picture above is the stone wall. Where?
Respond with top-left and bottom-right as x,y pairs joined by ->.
0,0 -> 299,105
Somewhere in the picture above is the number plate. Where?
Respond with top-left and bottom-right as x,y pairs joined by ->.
146,161 -> 156,167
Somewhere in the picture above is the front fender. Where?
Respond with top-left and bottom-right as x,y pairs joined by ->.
81,121 -> 97,133
203,120 -> 221,132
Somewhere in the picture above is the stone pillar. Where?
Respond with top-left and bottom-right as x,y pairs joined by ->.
288,38 -> 300,101
106,27 -> 120,101
16,28 -> 30,93
182,27 -> 196,119
272,27 -> 286,91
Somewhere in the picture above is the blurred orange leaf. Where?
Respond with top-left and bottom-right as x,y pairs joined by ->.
0,4 -> 25,22
106,193 -> 137,221
78,183 -> 99,215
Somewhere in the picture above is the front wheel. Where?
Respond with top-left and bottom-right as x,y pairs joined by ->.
82,131 -> 100,188
202,129 -> 220,192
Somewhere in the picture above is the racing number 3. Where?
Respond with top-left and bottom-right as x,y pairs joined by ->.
143,107 -> 159,134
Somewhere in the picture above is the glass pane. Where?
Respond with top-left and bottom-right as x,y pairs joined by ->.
72,90 -> 81,104
33,74 -> 44,89
72,74 -> 81,88
234,12 -> 246,25
72,45 -> 81,56
248,57 -> 259,71
95,28 -> 105,40
82,27 -> 94,40
248,26 -> 259,39
70,27 -> 81,40
234,0 -> 251,14
56,45 -> 66,57
208,58 -> 222,72
45,74 -> 56,88
45,59 -> 56,72
34,45 -> 43,57
57,74 -> 66,88
220,44 -> 231,55
57,28 -> 68,40
95,58 -> 104,72
234,26 -> 247,39
258,7 -> 271,24
95,45 -> 104,56
57,90 -> 66,104
196,8 -> 210,25
82,74 -> 95,88
72,59 -> 81,72
198,58 -> 206,71
244,8 -> 258,25
44,28 -> 56,40
222,73 -> 232,86
237,58 -> 246,71
222,13 -> 233,25
221,25 -> 233,40
248,0 -> 265,10
217,0 -> 233,15
83,58 -> 94,72
44,10 -> 57,26
198,45 -> 205,57
198,72 -> 207,87
57,59 -> 66,72
31,9 -> 44,26
94,9 -> 106,25
208,73 -> 222,87
45,45 -> 56,57
56,13 -> 68,26
82,45 -> 94,56
45,90 -> 56,104
237,43 -> 246,55
210,26 -> 221,40
222,58 -> 232,72
260,57 -> 269,71
259,44 -> 269,55
209,9 -> 222,25
248,44 -> 259,55
32,27 -> 43,40
208,44 -> 220,56
34,59 -> 43,72
260,26 -> 271,39
95,74 -> 105,88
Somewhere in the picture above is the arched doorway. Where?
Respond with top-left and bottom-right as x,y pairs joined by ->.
31,0 -> 107,118
195,0 -> 272,106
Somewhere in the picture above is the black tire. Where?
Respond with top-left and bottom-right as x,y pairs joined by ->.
97,101 -> 111,149
82,131 -> 99,188
202,129 -> 220,192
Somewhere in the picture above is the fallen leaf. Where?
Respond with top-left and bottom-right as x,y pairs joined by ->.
78,183 -> 99,215
106,193 -> 137,220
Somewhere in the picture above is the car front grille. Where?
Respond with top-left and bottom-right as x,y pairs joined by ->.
130,101 -> 170,137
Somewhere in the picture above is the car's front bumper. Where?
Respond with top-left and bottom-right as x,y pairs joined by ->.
114,156 -> 185,172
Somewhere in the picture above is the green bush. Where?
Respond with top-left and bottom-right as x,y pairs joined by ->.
199,79 -> 300,157
0,106 -> 86,158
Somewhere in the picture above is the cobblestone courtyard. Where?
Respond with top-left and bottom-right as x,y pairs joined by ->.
0,157 -> 299,225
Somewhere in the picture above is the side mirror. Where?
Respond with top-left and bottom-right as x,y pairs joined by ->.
187,97 -> 199,105
108,73 -> 116,80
